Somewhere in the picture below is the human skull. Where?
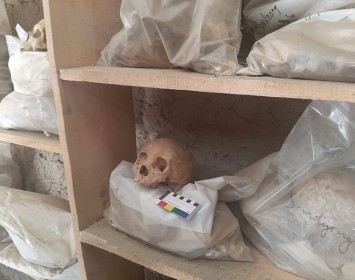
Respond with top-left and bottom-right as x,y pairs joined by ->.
22,19 -> 47,51
132,138 -> 197,192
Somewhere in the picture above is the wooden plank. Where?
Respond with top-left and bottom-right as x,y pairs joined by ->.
43,0 -> 140,279
81,218 -> 305,280
0,128 -> 61,153
61,66 -> 355,103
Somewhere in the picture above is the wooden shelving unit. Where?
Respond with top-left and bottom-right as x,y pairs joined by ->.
43,0 -> 355,279
81,219 -> 303,280
0,128 -> 61,154
61,66 -> 355,102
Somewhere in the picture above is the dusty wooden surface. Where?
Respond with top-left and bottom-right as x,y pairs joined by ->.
61,66 -> 355,103
0,129 -> 61,154
81,218 -> 305,280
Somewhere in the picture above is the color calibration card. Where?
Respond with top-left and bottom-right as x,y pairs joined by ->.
155,191 -> 202,221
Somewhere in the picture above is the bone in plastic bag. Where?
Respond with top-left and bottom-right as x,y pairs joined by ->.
98,0 -> 243,75
0,186 -> 76,269
105,161 -> 252,261
243,0 -> 355,39
238,9 -> 355,83
0,24 -> 58,134
221,101 -> 355,280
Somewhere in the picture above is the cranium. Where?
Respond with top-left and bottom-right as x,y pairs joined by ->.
22,19 -> 47,51
132,138 -> 197,192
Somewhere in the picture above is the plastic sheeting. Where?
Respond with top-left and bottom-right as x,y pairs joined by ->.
238,9 -> 355,83
105,161 -> 252,261
0,186 -> 76,269
220,101 -> 355,280
243,0 -> 355,39
98,0 -> 243,75
0,243 -> 80,279
0,141 -> 21,243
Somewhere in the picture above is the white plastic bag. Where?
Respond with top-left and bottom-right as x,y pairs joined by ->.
238,9 -> 355,83
221,101 -> 355,280
98,0 -> 243,75
0,35 -> 12,98
0,243 -> 80,279
0,186 -> 76,269
0,27 -> 58,134
243,0 -> 355,39
0,141 -> 21,243
9,51 -> 52,96
105,161 -> 251,261
0,92 -> 58,134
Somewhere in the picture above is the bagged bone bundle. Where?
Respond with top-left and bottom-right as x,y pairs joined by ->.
220,101 -> 355,280
98,0 -> 243,75
0,186 -> 76,269
0,21 -> 58,134
238,9 -> 355,83
243,0 -> 355,39
105,161 -> 252,262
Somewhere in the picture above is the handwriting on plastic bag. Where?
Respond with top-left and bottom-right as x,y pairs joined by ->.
286,193 -> 353,254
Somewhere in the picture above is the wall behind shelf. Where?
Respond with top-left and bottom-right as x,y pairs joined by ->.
134,87 -> 310,179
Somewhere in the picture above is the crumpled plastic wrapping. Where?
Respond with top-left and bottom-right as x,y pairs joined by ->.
105,161 -> 252,261
0,92 -> 58,134
243,0 -> 355,39
0,186 -> 76,269
238,9 -> 355,83
98,0 -> 243,75
0,26 -> 58,134
0,35 -> 12,98
220,101 -> 355,280
0,141 -> 21,243
0,243 -> 80,279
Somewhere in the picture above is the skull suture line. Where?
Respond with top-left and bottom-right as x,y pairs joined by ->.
132,138 -> 197,192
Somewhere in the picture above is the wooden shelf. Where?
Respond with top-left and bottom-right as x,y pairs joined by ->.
80,218 -> 304,280
0,129 -> 61,154
61,66 -> 355,103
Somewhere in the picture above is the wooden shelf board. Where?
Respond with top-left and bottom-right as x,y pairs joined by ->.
60,66 -> 355,103
0,129 -> 61,154
80,218 -> 304,280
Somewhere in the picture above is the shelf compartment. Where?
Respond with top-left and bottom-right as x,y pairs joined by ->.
0,129 -> 61,154
60,66 -> 355,103
80,218 -> 304,280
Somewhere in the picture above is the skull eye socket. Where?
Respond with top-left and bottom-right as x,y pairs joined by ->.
153,157 -> 168,172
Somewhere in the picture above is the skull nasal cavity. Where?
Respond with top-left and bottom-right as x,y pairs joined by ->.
153,157 -> 168,172
139,165 -> 148,176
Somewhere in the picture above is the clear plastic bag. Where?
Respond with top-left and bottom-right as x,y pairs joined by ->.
220,101 -> 355,280
98,0 -> 243,75
243,0 -> 355,39
0,186 -> 76,269
238,9 -> 355,83
105,161 -> 252,261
